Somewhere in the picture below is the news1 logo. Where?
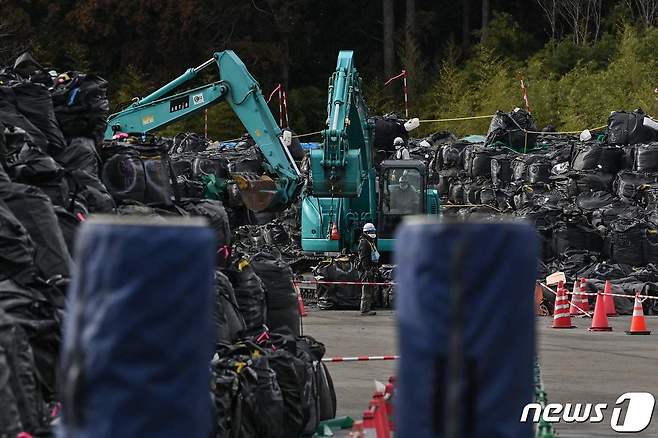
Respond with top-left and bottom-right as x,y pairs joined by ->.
520,392 -> 655,432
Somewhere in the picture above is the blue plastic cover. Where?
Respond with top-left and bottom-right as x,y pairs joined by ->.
59,217 -> 215,438
394,220 -> 537,438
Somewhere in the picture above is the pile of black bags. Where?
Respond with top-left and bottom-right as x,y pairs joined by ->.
431,108 -> 658,314
211,332 -> 336,438
1,53 -> 329,436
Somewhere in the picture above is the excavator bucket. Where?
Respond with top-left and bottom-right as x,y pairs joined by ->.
232,173 -> 278,212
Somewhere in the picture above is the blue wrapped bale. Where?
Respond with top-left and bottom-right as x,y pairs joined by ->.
394,219 -> 538,438
59,216 -> 214,438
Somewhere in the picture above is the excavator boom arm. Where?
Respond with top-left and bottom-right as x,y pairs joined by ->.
104,51 -> 301,211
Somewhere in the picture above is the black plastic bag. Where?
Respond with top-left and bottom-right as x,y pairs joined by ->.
213,270 -> 246,343
634,142 -> 658,172
251,354 -> 285,438
54,136 -> 99,176
0,182 -> 72,280
485,109 -> 537,151
102,142 -> 174,206
448,180 -> 465,204
179,199 -> 231,265
9,146 -> 69,207
51,71 -> 109,143
571,143 -> 623,173
527,158 -> 552,184
437,169 -> 461,196
268,349 -> 306,436
314,258 -> 361,310
607,109 -> 657,145
490,154 -> 515,187
372,115 -> 408,152
575,191 -> 617,211
0,279 -> 63,400
465,146 -> 497,178
0,199 -> 36,284
171,132 -> 209,154
511,155 -> 549,182
614,171 -> 658,203
553,219 -> 603,253
592,201 -> 645,228
13,82 -> 65,153
250,251 -> 297,310
565,171 -> 615,195
317,362 -> 337,421
0,87 -> 49,150
605,218 -> 646,266
0,308 -> 45,434
225,256 -> 267,333
68,169 -> 115,213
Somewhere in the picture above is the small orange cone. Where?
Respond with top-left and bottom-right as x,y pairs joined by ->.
603,280 -> 618,317
589,292 -> 612,331
329,222 -> 340,240
626,293 -> 651,335
552,281 -> 576,328
361,410 -> 378,437
369,393 -> 391,438
569,279 -> 590,316
295,284 -> 307,317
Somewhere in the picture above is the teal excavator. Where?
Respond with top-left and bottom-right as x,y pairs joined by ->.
104,51 -> 302,212
301,51 -> 440,254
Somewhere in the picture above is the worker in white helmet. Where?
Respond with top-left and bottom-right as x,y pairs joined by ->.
358,223 -> 380,316
394,137 -> 410,160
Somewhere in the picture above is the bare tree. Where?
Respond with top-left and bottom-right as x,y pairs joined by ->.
538,0 -> 603,45
560,0 -> 602,45
624,0 -> 658,26
383,0 -> 395,77
536,0 -> 559,40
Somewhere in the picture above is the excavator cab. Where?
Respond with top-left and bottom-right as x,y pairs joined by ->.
377,160 -> 427,250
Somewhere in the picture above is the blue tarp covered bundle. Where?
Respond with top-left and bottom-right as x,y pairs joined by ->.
59,216 -> 215,437
394,219 -> 538,438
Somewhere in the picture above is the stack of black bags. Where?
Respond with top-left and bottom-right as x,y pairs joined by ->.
431,108 -> 658,315
0,53 -> 112,435
211,332 -> 336,438
0,52 -> 336,436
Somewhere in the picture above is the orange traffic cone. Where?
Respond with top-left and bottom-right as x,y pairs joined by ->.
603,280 -> 618,317
369,393 -> 391,438
552,281 -> 576,328
569,279 -> 590,316
349,420 -> 364,438
384,377 -> 395,431
329,222 -> 340,240
361,410 -> 378,437
589,292 -> 612,331
295,284 -> 307,317
626,293 -> 651,335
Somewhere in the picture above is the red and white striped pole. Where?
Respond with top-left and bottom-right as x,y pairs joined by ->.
384,69 -> 409,118
204,109 -> 208,139
322,355 -> 399,363
277,83 -> 284,127
518,73 -> 532,113
293,280 -> 395,286
282,89 -> 289,128
266,83 -> 281,104
402,69 -> 409,118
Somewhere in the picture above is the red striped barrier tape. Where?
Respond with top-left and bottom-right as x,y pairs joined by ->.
294,280 -> 395,286
539,282 -> 658,301
322,355 -> 399,363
